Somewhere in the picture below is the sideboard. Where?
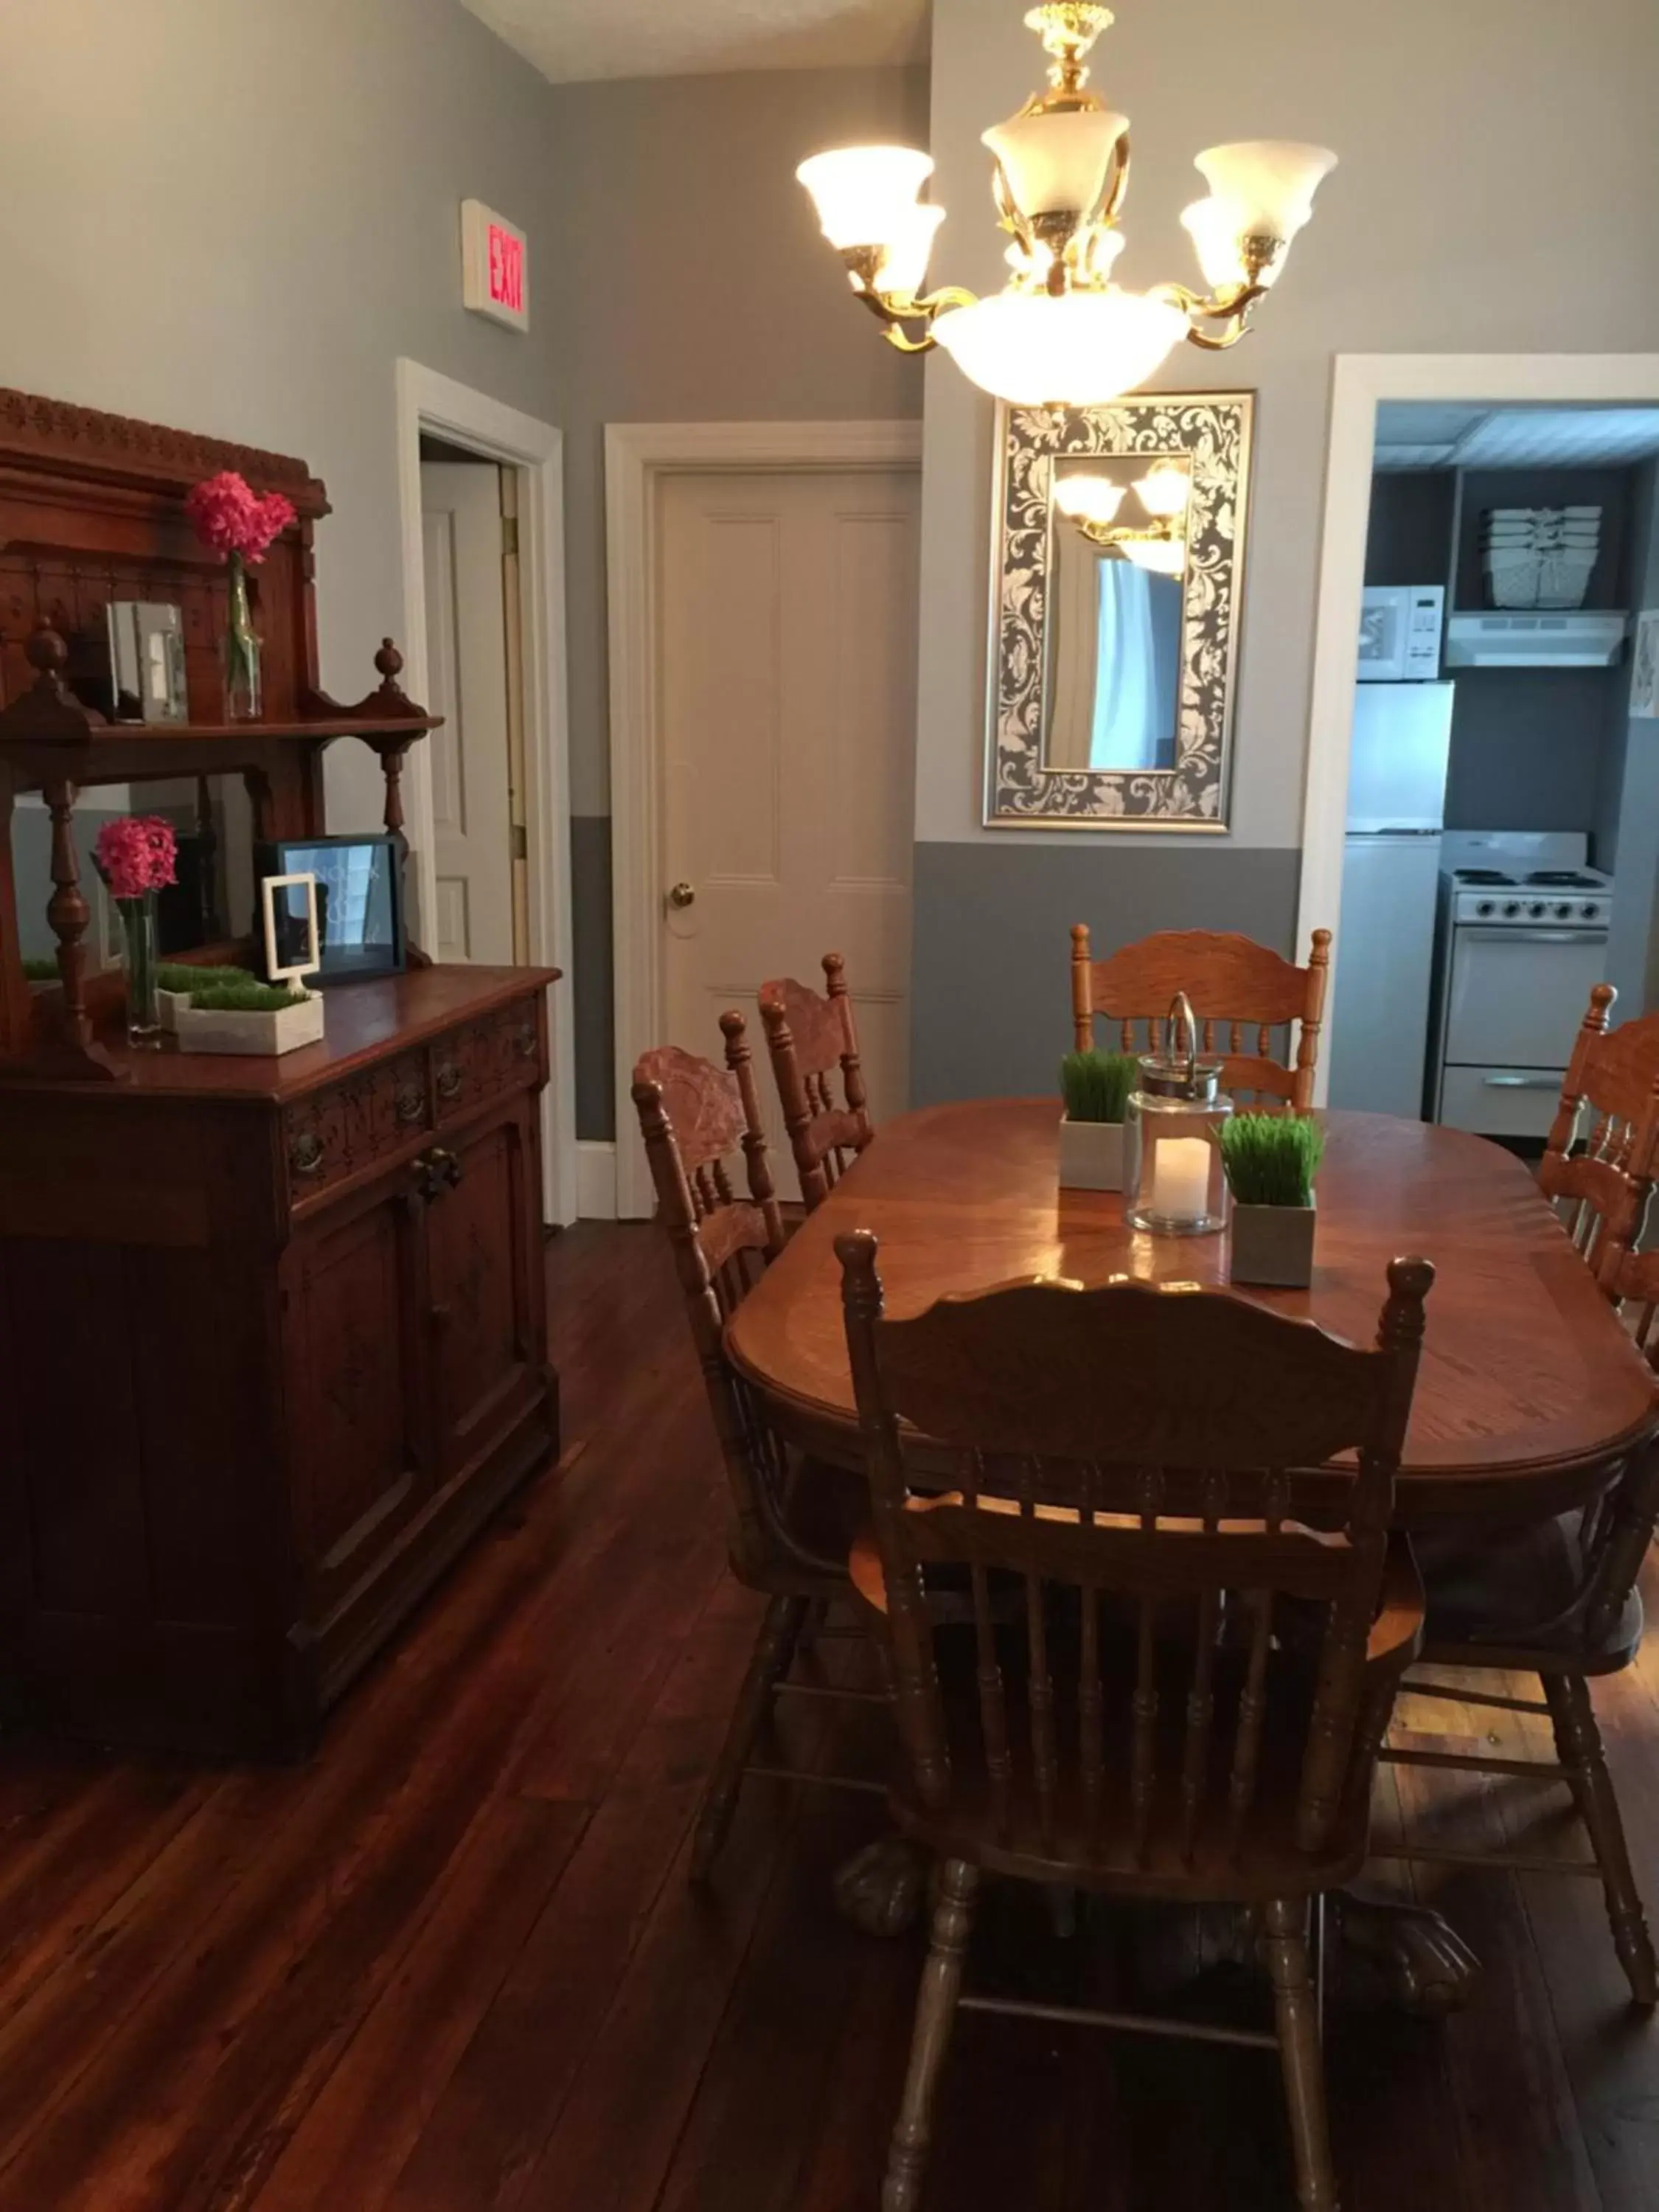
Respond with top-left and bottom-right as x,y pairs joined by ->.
0,390 -> 561,1750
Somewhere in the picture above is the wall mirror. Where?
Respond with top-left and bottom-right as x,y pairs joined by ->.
987,392 -> 1253,830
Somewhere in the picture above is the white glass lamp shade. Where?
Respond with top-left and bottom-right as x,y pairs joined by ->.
1119,537 -> 1187,577
1192,141 -> 1337,240
983,108 -> 1128,220
1133,460 -> 1190,519
1054,473 -> 1127,527
796,145 -> 934,249
932,287 -> 1187,406
874,203 -> 946,299
1180,198 -> 1256,293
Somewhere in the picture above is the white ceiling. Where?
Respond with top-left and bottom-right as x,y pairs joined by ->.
462,0 -> 931,83
1374,403 -> 1659,473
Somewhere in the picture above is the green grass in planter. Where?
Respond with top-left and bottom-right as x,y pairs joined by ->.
157,962 -> 257,995
21,956 -> 58,981
1220,1112 -> 1324,1208
188,979 -> 307,1015
1060,1048 -> 1138,1124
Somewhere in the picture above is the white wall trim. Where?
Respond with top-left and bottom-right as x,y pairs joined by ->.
576,1139 -> 617,1222
1296,352 -> 1659,1105
394,359 -> 577,1224
605,418 -> 925,1219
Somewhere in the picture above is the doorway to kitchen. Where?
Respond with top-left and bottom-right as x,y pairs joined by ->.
1298,355 -> 1659,1129
394,361 -> 574,1224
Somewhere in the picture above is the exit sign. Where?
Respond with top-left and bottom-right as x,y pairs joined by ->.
461,199 -> 529,332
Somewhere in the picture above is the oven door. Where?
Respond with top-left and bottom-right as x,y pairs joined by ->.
1444,925 -> 1609,1071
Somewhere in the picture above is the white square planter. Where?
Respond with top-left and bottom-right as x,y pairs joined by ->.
1058,1115 -> 1124,1193
174,991 -> 325,1057
1228,1200 -> 1317,1288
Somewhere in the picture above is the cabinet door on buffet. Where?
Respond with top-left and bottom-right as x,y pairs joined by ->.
423,1099 -> 545,1482
285,1175 -> 431,1617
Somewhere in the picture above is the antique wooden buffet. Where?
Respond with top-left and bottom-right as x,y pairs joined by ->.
0,392 -> 560,1753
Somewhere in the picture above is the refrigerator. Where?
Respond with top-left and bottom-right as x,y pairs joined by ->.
1325,681 -> 1455,1119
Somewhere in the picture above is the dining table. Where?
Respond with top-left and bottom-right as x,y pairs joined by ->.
725,1098 -> 1659,2009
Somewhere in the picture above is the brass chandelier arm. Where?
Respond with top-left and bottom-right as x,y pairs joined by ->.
1151,275 -> 1268,352
852,276 -> 978,354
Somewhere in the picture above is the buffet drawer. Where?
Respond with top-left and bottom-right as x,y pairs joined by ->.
283,995 -> 544,1210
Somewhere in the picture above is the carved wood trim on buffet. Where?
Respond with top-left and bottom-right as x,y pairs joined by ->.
0,386 -> 327,512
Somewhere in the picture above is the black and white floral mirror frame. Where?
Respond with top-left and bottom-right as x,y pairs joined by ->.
985,392 -> 1254,830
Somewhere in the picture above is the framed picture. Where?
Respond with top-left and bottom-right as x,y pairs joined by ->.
260,872 -> 321,986
106,600 -> 187,723
1631,611 -> 1659,720
985,392 -> 1253,830
254,833 -> 406,984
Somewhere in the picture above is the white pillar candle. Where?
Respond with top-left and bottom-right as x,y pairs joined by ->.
1150,1135 -> 1211,1220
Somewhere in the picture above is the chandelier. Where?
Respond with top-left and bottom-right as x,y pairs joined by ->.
796,1 -> 1335,408
1055,457 -> 1189,574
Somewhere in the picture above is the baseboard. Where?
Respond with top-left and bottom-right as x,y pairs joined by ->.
577,1139 -> 617,1220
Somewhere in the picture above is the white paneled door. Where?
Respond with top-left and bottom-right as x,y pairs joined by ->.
657,466 -> 920,1192
420,461 -> 515,964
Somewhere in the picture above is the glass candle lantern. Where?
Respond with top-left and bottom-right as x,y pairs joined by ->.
1124,992 -> 1234,1235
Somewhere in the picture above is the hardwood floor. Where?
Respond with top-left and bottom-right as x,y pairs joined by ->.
1,1221 -> 1656,2210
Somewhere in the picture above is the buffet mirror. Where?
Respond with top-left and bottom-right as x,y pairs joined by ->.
986,392 -> 1253,830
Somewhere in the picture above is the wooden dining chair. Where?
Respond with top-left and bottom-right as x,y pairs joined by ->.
1398,985 -> 1659,2008
838,1234 -> 1433,2212
633,1013 -> 880,1879
759,951 -> 874,1210
1071,924 -> 1333,1110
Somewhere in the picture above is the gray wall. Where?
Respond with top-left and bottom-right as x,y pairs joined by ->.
539,64 -> 929,1135
915,0 -> 1659,1095
4,0 -> 571,839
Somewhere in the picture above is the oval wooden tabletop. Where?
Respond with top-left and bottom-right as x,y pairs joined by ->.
726,1101 -> 1658,1518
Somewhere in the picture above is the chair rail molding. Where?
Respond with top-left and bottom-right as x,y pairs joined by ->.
394,358 -> 576,1223
605,417 -> 924,1220
1296,352 -> 1659,1104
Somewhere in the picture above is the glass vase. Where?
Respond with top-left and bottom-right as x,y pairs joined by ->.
222,549 -> 262,720
116,892 -> 161,1048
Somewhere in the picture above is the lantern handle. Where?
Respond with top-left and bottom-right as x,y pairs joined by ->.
1166,991 -> 1198,1087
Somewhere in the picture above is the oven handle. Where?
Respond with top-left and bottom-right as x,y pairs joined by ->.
1482,1073 -> 1563,1091
1455,927 -> 1607,945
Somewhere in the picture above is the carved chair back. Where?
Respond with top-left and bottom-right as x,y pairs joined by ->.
759,953 -> 874,1211
634,1016 -> 811,1585
838,1234 -> 1431,1879
1071,925 -> 1332,1110
1540,986 -> 1659,1290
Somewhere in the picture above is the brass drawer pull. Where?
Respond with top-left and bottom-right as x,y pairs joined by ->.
394,1081 -> 425,1126
289,1130 -> 326,1180
512,1020 -> 537,1060
435,1060 -> 463,1104
428,1146 -> 463,1191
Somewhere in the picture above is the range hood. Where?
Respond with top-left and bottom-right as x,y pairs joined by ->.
1445,611 -> 1627,669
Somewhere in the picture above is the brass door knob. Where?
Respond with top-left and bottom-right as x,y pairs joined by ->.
667,881 -> 696,910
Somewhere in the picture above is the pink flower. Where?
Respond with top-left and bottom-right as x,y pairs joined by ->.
94,815 -> 178,901
185,472 -> 296,564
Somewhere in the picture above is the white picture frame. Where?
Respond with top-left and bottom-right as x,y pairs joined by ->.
1631,610 -> 1659,720
260,871 -> 321,985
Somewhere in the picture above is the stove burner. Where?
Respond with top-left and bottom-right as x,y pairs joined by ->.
1526,870 -> 1602,888
1454,869 -> 1512,885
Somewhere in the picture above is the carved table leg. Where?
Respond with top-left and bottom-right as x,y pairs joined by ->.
1333,1888 -> 1482,2017
834,1833 -> 931,1938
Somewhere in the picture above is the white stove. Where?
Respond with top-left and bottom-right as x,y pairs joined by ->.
1430,832 -> 1615,1138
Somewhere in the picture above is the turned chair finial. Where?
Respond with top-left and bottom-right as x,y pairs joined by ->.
26,622 -> 69,686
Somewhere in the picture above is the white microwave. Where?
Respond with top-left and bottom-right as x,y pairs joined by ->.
1358,585 -> 1444,681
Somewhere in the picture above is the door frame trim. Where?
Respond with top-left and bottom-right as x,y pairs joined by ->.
1295,351 -> 1659,1104
394,359 -> 576,1223
605,419 -> 923,1219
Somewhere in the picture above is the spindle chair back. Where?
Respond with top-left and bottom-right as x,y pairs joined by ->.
838,1237 -> 1430,1886
759,953 -> 874,1211
1071,924 -> 1332,1110
1540,985 -> 1659,1290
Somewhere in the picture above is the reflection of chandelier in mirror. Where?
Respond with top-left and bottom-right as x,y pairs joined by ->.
1055,459 -> 1190,574
796,2 -> 1335,408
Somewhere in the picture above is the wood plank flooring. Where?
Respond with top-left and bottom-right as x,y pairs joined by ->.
1,1220 -> 1657,2210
